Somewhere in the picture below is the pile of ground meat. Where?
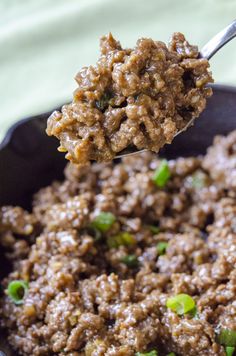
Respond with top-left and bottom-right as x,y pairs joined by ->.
1,130 -> 236,355
46,33 -> 213,164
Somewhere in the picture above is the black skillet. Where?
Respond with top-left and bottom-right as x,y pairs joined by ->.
0,84 -> 236,355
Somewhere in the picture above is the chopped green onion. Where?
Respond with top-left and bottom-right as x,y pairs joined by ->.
225,346 -> 235,356
121,232 -> 136,245
107,235 -> 122,248
166,353 -> 176,356
156,242 -> 168,255
120,255 -> 139,268
217,329 -> 236,347
166,294 -> 196,316
135,351 -> 158,356
88,226 -> 102,241
7,280 -> 29,305
95,91 -> 112,111
190,305 -> 199,319
153,160 -> 171,188
91,212 -> 116,233
107,232 -> 136,248
148,225 -> 160,234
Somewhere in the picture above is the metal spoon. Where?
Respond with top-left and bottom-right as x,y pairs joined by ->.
116,19 -> 236,159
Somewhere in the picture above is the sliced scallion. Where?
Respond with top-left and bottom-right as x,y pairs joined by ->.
148,225 -> 160,234
95,91 -> 112,111
217,328 -> 236,347
107,232 -> 136,248
166,293 -> 196,316
7,280 -> 29,305
91,212 -> 116,233
153,160 -> 171,188
88,226 -> 102,241
120,255 -> 139,268
225,346 -> 235,356
156,241 -> 168,255
190,305 -> 199,319
135,350 -> 158,356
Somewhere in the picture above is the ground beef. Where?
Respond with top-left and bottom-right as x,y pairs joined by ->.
1,131 -> 236,356
203,130 -> 236,190
46,33 -> 213,165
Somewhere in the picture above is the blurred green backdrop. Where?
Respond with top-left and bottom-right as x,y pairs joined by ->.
0,0 -> 236,140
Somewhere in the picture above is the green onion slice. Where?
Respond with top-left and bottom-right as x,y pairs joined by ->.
166,294 -> 196,315
190,305 -> 199,319
167,353 -> 176,356
156,241 -> 168,255
152,160 -> 171,188
218,329 -> 236,347
120,255 -> 139,268
91,212 -> 116,233
135,350 -> 158,356
107,232 -> 136,248
148,225 -> 160,234
225,346 -> 235,356
7,280 -> 29,305
87,226 -> 102,241
95,91 -> 113,111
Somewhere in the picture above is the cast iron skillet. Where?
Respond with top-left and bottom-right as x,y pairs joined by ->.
0,84 -> 236,355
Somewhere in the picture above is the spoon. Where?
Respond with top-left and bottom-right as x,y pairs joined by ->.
116,19 -> 236,159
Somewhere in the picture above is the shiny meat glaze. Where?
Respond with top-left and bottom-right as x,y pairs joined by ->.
46,33 -> 213,164
1,131 -> 236,355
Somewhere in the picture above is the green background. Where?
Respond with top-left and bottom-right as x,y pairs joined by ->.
0,0 -> 236,141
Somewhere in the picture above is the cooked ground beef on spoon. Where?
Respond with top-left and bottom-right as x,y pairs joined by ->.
46,32 -> 213,164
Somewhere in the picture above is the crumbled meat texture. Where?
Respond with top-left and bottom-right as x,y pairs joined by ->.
0,206 -> 36,263
2,131 -> 236,356
46,32 -> 213,164
203,130 -> 236,190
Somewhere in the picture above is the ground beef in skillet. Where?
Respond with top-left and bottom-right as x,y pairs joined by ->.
1,131 -> 236,355
46,33 -> 213,165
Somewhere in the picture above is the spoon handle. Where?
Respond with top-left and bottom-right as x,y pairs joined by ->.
200,19 -> 236,60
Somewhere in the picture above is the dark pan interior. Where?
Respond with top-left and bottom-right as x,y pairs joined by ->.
0,84 -> 236,354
